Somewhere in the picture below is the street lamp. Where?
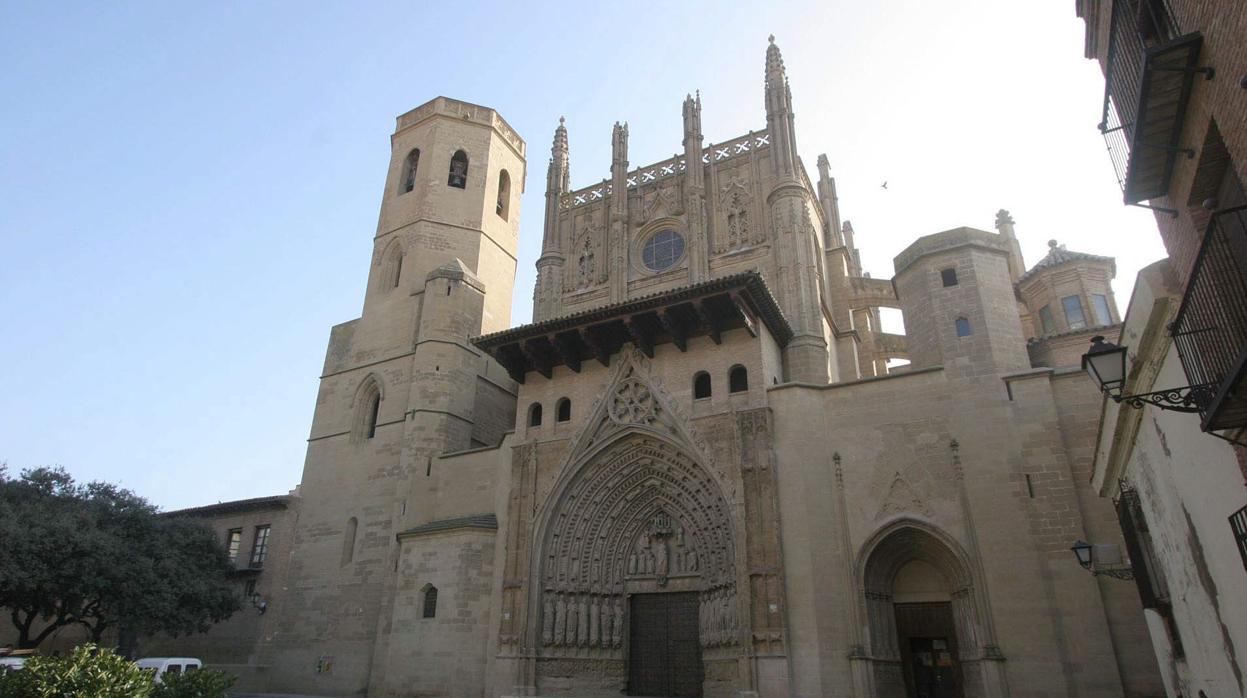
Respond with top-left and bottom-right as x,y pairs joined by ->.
1080,336 -> 1215,413
1068,539 -> 1134,580
1070,540 -> 1094,570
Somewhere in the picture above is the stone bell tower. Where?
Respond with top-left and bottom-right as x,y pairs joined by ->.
268,97 -> 525,696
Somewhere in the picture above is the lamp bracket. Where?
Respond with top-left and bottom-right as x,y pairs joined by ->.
1091,566 -> 1136,581
1112,383 -> 1217,414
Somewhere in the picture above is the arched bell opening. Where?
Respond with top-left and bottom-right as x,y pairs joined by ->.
859,521 -> 990,698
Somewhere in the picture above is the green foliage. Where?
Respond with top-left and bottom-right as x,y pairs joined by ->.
0,466 -> 241,648
0,644 -> 154,698
151,667 -> 235,698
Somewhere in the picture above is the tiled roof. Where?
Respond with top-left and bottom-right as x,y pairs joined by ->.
1018,240 -> 1115,284
164,494 -> 293,518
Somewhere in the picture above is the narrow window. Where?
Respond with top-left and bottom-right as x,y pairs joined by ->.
341,517 -> 358,566
448,150 -> 469,189
400,149 -> 420,194
940,268 -> 958,287
422,586 -> 438,618
354,377 -> 384,443
226,529 -> 242,563
365,392 -> 380,439
955,317 -> 972,337
1092,294 -> 1113,326
693,371 -> 711,399
380,242 -> 404,291
496,169 -> 511,220
556,398 -> 571,423
1039,305 -> 1056,334
250,525 -> 271,567
729,365 -> 748,393
1062,295 -> 1087,330
528,402 -> 542,427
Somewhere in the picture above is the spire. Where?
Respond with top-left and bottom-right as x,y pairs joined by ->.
763,36 -> 798,180
611,121 -> 629,167
816,154 -> 843,248
682,92 -> 702,142
546,117 -> 570,195
765,34 -> 785,89
994,209 -> 1026,282
542,118 -> 571,252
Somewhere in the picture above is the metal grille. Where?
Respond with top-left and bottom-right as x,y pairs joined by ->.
1171,205 -> 1247,430
628,592 -> 702,697
1230,505 -> 1247,575
1098,0 -> 1179,194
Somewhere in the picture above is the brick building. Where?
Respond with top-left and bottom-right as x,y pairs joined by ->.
1076,1 -> 1247,696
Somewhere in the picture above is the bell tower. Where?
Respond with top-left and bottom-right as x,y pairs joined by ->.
269,97 -> 526,696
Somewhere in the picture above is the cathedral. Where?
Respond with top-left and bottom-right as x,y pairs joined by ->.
238,39 -> 1164,697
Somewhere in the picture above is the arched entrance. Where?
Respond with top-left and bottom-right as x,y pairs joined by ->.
534,433 -> 739,697
860,522 -> 988,698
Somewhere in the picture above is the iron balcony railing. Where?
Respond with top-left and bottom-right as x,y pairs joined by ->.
1171,205 -> 1247,433
1098,0 -> 1207,205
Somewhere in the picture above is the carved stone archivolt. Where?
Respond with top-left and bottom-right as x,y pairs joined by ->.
535,350 -> 740,656
538,435 -> 739,654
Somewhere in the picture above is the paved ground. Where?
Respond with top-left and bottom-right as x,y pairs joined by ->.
231,693 -> 345,698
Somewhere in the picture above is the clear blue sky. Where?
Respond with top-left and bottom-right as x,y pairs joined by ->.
0,1 -> 1165,510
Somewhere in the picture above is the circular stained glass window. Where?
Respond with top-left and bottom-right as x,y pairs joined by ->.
641,229 -> 685,272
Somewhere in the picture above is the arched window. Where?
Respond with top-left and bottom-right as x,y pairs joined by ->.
729,365 -> 748,393
341,517 -> 357,566
556,397 -> 571,422
693,371 -> 711,399
400,149 -> 419,194
496,169 -> 511,220
353,377 -> 383,442
528,402 -> 543,427
365,392 -> 381,438
379,241 -> 404,290
448,150 -> 468,189
955,317 -> 972,337
422,585 -> 438,618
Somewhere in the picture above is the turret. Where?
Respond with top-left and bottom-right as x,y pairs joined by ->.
608,122 -> 630,302
762,37 -> 831,383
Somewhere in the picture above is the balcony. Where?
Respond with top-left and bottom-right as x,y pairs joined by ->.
1171,205 -> 1247,435
1098,0 -> 1209,205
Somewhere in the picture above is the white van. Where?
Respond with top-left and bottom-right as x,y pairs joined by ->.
136,657 -> 202,683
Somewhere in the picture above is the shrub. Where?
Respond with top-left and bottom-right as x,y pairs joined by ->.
151,668 -> 235,698
0,644 -> 153,697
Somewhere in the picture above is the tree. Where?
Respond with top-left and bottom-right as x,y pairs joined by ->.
0,467 -> 241,649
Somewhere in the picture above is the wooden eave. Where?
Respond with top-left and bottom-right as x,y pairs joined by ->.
472,272 -> 792,383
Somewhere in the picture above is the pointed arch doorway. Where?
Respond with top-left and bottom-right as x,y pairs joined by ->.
533,432 -> 739,698
861,523 -> 989,698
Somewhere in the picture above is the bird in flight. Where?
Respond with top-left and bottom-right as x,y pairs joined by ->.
881,181 -> 888,190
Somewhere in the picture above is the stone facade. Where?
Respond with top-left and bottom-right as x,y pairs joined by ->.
1077,1 -> 1247,696
136,39 -> 1169,698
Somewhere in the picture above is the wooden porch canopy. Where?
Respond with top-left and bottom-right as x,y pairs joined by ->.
472,272 -> 792,383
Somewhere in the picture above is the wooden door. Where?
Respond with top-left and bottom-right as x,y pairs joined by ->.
895,602 -> 963,698
628,592 -> 702,697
